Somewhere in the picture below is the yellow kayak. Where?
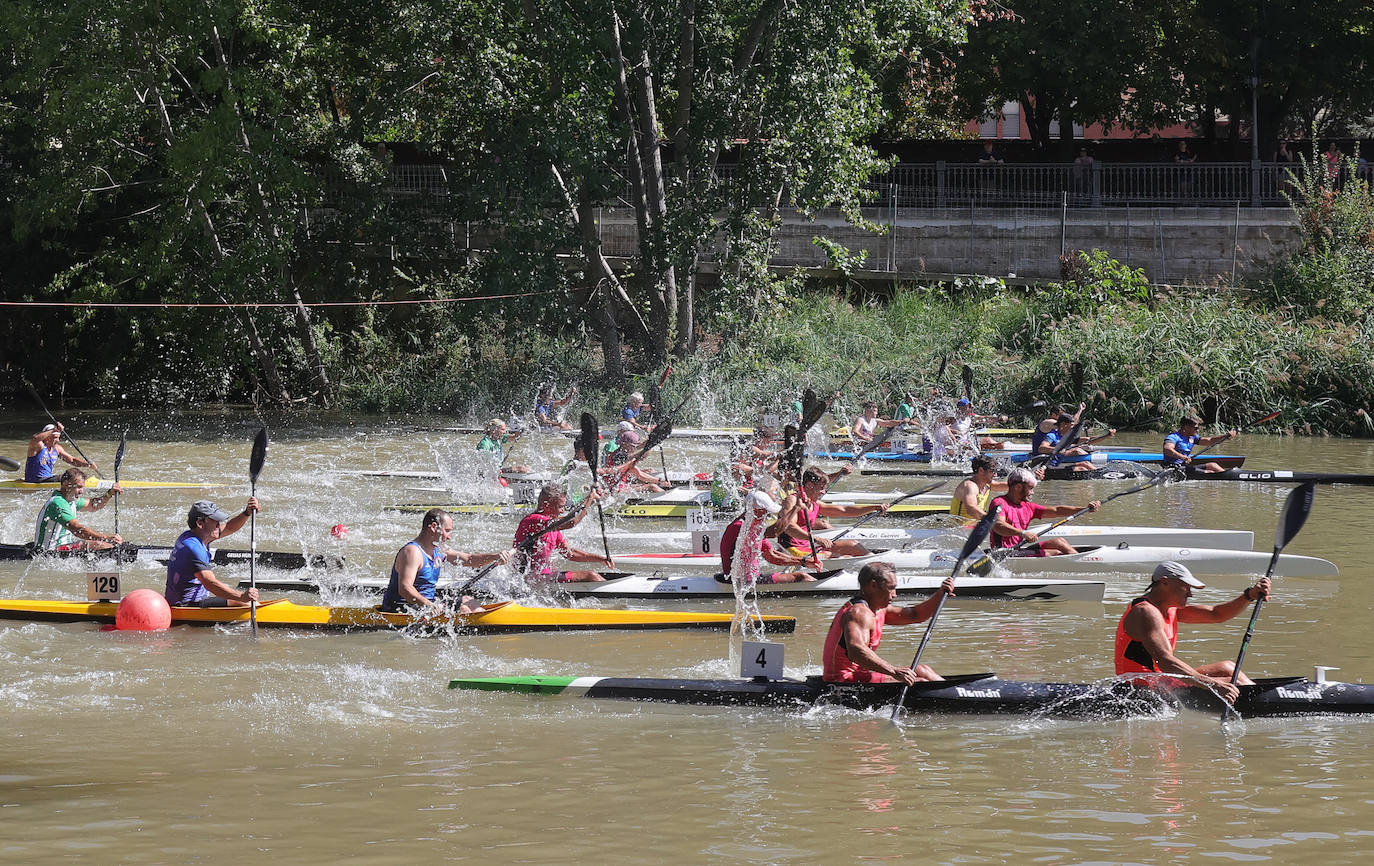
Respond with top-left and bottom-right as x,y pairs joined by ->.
0,478 -> 212,491
0,598 -> 796,633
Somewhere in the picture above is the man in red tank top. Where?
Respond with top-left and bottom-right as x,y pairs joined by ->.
822,561 -> 955,684
1115,561 -> 1271,704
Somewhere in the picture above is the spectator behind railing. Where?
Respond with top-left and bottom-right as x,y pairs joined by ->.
977,141 -> 1005,165
1072,147 -> 1095,204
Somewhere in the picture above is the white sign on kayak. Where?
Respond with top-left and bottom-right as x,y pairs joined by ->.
741,641 -> 784,679
685,507 -> 712,531
690,531 -> 720,555
87,572 -> 122,602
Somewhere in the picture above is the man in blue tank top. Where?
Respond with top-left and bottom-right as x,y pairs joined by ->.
380,509 -> 512,613
24,423 -> 96,483
1163,416 -> 1236,474
164,498 -> 262,606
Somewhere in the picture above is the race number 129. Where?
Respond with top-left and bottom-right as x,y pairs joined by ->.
87,572 -> 122,601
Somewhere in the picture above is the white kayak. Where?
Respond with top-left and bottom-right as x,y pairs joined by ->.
609,543 -> 1337,578
639,488 -> 947,507
557,572 -> 1105,602
601,524 -> 1255,552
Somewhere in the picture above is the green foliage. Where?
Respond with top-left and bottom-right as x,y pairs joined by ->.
1263,154 -> 1374,319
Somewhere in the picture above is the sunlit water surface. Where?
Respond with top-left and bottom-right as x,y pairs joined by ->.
2,415 -> 1374,863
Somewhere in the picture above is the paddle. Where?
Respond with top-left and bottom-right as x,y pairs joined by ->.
1222,482 -> 1316,722
966,472 -> 1172,577
24,381 -> 97,474
828,481 -> 946,543
853,416 -> 905,461
248,427 -> 268,638
451,501 -> 586,597
651,365 -> 673,478
0,456 -> 18,472
112,433 -> 127,539
961,365 -> 974,402
1179,409 -> 1281,473
579,412 -> 614,565
780,424 -> 803,485
890,504 -> 1000,721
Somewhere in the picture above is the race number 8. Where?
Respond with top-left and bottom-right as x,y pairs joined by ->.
691,531 -> 718,555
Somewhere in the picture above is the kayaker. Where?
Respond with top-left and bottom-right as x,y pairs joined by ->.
1115,561 -> 1270,704
1034,412 -> 1114,472
728,426 -> 781,484
513,484 -> 613,583
850,401 -> 902,446
476,418 -> 533,475
604,425 -> 666,492
988,468 -> 1100,555
775,467 -> 887,566
534,385 -> 575,431
954,398 -> 1009,451
822,561 -> 955,684
1163,416 -> 1236,474
718,486 -> 815,585
949,455 -> 1043,521
32,468 -> 123,553
24,423 -> 96,483
1029,402 -> 1084,456
164,498 -> 261,607
380,509 -> 512,614
622,391 -> 653,431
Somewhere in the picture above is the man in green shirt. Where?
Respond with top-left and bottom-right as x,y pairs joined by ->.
476,418 -> 532,475
32,469 -> 123,553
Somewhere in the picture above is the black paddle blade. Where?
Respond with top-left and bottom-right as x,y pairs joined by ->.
113,434 -> 127,480
638,416 -> 674,457
579,413 -> 601,481
799,389 -> 826,434
1275,482 -> 1316,550
961,365 -> 974,401
956,504 -> 1000,569
935,355 -> 949,382
250,428 -> 269,484
0,456 -> 18,472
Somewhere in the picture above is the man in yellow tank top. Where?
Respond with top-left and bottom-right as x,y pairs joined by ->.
949,455 -> 1042,521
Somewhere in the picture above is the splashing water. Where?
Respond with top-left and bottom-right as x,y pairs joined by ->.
726,506 -> 768,673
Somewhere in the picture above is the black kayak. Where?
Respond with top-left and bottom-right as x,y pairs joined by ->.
1183,468 -> 1374,485
449,672 -> 1374,718
0,542 -> 343,571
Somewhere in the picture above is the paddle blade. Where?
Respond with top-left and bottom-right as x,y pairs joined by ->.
113,434 -> 127,482
799,389 -> 826,433
935,355 -> 949,382
1250,410 -> 1281,428
579,413 -> 601,481
0,456 -> 18,472
1274,482 -> 1316,552
954,504 -> 1000,575
250,428 -> 268,484
638,416 -> 674,456
961,365 -> 973,401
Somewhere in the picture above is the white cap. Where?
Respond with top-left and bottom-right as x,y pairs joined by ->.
745,490 -> 782,514
42,424 -> 58,432
1152,560 -> 1205,588
617,420 -> 635,432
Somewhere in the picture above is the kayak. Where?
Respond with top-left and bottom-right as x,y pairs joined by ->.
1184,468 -> 1374,486
598,544 -> 1337,578
0,478 -> 213,491
0,543 -> 342,570
603,524 -> 1256,551
395,501 -> 950,519
448,671 -> 1374,718
350,469 -> 707,487
1008,452 -> 1247,470
552,572 -> 1105,601
0,598 -> 795,633
638,488 -> 946,507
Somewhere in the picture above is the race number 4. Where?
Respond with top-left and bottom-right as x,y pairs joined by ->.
685,507 -> 712,531
87,572 -> 122,602
740,641 -> 785,679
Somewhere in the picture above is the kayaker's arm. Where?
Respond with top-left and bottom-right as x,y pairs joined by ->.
192,567 -> 257,606
220,497 -> 261,538
1178,578 -> 1271,624
884,577 -> 956,626
448,549 -> 512,569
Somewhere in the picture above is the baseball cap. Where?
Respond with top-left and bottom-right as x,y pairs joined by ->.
617,420 -> 635,432
189,500 -> 231,523
957,398 -> 971,407
1152,560 -> 1205,588
618,429 -> 641,446
744,490 -> 782,514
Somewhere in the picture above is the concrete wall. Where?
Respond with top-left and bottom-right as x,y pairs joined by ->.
598,206 -> 1302,286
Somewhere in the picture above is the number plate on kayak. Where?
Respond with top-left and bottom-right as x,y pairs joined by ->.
686,507 -> 712,531
741,641 -> 784,679
87,572 -> 122,601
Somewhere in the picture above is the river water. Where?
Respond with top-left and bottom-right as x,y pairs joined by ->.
2,415 -> 1373,863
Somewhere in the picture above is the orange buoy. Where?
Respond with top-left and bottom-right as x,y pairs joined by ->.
115,589 -> 172,631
